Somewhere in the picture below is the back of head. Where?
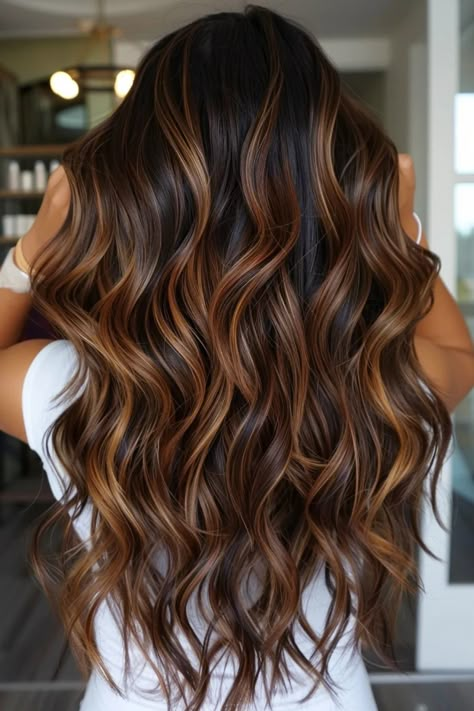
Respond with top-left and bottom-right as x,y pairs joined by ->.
29,4 -> 452,710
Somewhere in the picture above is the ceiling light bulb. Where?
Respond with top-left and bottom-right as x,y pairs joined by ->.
49,71 -> 79,100
114,69 -> 135,98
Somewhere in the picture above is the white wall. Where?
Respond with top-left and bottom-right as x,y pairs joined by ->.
112,36 -> 391,72
385,0 -> 428,220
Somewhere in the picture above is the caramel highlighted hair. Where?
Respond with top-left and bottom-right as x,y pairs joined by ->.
29,5 -> 452,709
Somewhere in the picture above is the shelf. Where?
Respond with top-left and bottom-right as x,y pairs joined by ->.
0,144 -> 68,157
0,190 -> 44,198
0,236 -> 20,245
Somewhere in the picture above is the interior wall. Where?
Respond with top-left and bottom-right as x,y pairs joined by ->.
386,0 -> 428,221
112,36 -> 392,72
461,15 -> 474,91
0,36 -> 111,85
385,0 -> 426,149
341,71 -> 386,125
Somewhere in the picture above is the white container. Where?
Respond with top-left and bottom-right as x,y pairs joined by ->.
34,160 -> 47,191
20,170 -> 34,192
2,214 -> 16,237
27,215 -> 36,230
49,159 -> 60,174
7,160 -> 20,190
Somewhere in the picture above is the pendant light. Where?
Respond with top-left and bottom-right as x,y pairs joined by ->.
49,0 -> 135,100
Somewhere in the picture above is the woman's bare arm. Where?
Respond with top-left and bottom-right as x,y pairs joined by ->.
399,155 -> 474,413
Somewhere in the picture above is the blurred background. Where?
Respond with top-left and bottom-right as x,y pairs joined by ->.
0,1 -> 473,709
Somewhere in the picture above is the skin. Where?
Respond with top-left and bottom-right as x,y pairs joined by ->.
0,157 -> 472,444
397,154 -> 474,411
0,166 -> 69,442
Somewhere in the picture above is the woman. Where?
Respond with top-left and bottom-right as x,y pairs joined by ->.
0,5 -> 472,710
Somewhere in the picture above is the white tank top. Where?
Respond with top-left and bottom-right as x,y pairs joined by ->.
22,339 -> 378,710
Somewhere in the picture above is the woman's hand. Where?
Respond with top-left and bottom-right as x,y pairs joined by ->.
20,164 -> 71,266
398,153 -> 420,242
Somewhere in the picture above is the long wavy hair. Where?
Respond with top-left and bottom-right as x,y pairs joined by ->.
29,5 -> 453,710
